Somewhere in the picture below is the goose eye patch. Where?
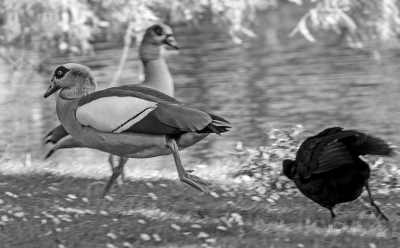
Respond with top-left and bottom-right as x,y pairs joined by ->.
153,26 -> 163,36
54,66 -> 70,79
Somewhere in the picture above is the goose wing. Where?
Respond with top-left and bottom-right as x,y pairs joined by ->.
75,85 -> 216,135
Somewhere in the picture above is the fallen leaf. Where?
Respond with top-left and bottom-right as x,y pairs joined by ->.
145,182 -> 154,188
191,224 -> 202,229
104,195 -> 114,202
106,244 -> 118,248
62,218 -> 72,222
1,215 -> 9,222
85,210 -> 95,215
153,234 -> 162,241
67,194 -> 77,199
0,199 -> 4,204
53,218 -> 61,225
14,212 -> 24,218
170,223 -> 181,231
197,232 -> 209,238
148,193 -> 158,200
138,219 -> 146,224
123,242 -> 134,248
82,197 -> 89,203
140,233 -> 151,241
159,184 -> 168,188
107,232 -> 117,239
210,192 -> 220,198
369,243 -> 377,248
205,238 -> 216,243
5,192 -> 18,198
251,196 -> 262,201
217,226 -> 227,231
100,211 -> 109,216
270,193 -> 280,201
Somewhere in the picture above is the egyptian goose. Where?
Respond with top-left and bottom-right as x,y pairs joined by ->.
282,127 -> 392,221
44,24 -> 179,196
44,62 -> 230,194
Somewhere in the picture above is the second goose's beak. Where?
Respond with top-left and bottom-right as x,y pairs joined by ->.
44,78 -> 61,98
164,35 -> 180,49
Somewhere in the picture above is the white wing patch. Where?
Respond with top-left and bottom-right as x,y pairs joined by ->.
76,96 -> 157,133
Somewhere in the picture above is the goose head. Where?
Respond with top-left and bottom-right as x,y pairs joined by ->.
44,63 -> 96,100
140,24 -> 180,62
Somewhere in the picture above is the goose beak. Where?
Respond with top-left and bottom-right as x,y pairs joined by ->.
44,78 -> 61,98
164,35 -> 180,49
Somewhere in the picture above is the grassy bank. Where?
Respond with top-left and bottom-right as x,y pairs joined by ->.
0,160 -> 399,248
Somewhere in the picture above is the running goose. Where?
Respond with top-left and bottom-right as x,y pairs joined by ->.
44,24 -> 178,196
44,63 -> 230,194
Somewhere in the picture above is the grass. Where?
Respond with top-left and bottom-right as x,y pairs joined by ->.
0,160 -> 400,248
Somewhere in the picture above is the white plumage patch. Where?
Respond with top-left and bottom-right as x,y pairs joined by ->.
76,96 -> 157,133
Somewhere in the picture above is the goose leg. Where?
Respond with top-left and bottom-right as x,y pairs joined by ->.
109,155 -> 127,186
166,137 -> 210,195
101,155 -> 129,198
365,182 -> 388,222
118,157 -> 127,186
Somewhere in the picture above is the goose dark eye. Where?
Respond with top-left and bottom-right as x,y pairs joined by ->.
54,66 -> 70,79
153,26 -> 163,36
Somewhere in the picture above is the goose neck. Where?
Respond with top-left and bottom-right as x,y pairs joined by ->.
142,57 -> 174,97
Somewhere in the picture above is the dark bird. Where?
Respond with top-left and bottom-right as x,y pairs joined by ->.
282,127 -> 393,221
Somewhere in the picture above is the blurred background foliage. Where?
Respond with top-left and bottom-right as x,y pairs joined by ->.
1,0 -> 400,65
0,0 -> 399,167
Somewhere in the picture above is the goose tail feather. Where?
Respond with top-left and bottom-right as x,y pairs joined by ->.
198,113 -> 230,135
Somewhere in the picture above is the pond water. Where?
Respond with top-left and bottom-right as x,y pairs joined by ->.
0,5 -> 399,170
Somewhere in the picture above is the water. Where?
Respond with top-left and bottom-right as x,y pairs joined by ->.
1,6 -> 399,170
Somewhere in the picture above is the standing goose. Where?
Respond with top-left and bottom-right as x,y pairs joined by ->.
282,127 -> 393,221
44,63 -> 230,194
44,24 -> 178,196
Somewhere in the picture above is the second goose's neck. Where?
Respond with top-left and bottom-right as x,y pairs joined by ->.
140,44 -> 174,97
